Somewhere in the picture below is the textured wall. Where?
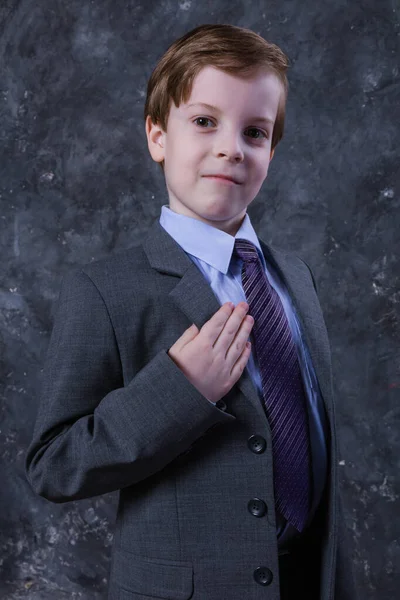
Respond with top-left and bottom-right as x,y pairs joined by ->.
1,0 -> 399,598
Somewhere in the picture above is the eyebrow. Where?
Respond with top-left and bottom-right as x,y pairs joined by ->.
186,102 -> 275,126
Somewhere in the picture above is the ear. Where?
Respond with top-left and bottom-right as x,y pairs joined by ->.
145,115 -> 165,164
270,148 -> 275,161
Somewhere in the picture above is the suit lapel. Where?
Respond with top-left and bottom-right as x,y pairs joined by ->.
143,219 -> 333,423
258,239 -> 334,422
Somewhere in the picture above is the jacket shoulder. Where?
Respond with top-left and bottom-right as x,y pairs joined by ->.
258,236 -> 318,294
77,244 -> 150,285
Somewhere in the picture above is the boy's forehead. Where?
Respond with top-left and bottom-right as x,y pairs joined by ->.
176,66 -> 281,117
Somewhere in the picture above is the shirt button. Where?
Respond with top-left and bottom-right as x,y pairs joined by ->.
253,566 -> 273,586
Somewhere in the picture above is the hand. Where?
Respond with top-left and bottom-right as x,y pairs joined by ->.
167,302 -> 254,404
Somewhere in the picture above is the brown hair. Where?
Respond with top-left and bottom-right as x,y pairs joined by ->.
144,24 -> 290,173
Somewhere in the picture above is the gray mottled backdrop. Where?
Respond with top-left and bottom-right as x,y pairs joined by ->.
1,0 -> 399,598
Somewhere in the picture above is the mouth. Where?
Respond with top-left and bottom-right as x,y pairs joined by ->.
203,175 -> 241,185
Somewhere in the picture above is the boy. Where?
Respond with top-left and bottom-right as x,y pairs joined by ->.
25,24 -> 358,600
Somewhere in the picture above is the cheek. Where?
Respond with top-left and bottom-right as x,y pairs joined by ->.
174,139 -> 196,163
179,150 -> 201,176
260,162 -> 269,177
256,156 -> 270,178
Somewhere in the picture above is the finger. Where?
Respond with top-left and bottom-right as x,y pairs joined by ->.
213,302 -> 249,352
200,302 -> 235,347
230,340 -> 252,379
226,315 -> 254,364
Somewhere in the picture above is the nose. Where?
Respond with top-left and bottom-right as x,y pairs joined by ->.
215,131 -> 244,162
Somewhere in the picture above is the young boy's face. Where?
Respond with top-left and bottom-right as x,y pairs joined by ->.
146,65 -> 282,237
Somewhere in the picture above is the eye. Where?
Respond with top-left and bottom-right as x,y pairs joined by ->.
246,127 -> 268,140
193,117 -> 214,128
192,117 -> 268,140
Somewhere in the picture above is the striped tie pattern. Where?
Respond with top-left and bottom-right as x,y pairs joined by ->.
234,239 -> 312,532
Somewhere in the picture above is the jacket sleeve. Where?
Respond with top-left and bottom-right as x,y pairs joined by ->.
25,269 -> 235,503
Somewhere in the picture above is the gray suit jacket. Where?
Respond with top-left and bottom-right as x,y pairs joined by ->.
25,218 -> 357,600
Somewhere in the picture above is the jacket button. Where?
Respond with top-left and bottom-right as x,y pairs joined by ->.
247,434 -> 267,453
248,498 -> 268,517
253,566 -> 273,586
215,399 -> 227,411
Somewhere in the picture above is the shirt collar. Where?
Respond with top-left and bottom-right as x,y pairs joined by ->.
159,204 -> 266,274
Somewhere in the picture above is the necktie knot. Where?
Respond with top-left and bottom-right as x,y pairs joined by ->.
233,238 -> 259,264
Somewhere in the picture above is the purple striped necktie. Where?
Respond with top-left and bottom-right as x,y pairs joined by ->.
233,238 -> 312,532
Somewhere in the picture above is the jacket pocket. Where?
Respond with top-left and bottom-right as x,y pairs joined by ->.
112,546 -> 193,600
